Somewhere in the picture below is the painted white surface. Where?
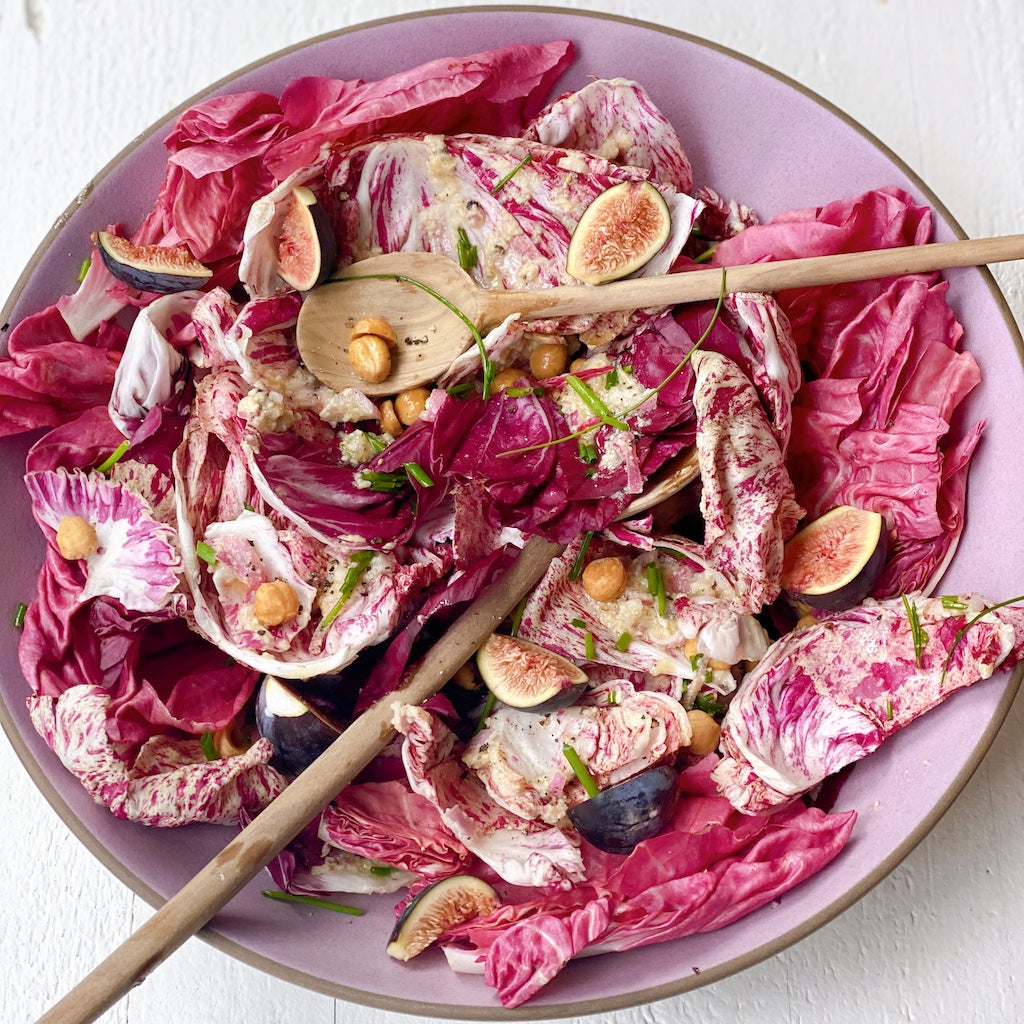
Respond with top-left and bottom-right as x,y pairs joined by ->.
1,1 -> 1023,1022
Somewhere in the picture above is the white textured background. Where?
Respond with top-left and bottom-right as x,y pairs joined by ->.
2,2 -> 1023,1022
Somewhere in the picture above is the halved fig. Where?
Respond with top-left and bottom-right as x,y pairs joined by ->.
95,230 -> 213,293
254,675 -> 344,776
566,180 -> 671,285
386,875 -> 500,961
476,633 -> 588,713
781,505 -> 888,611
276,185 -> 338,291
567,765 -> 677,855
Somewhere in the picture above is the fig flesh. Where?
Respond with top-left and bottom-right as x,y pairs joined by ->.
781,504 -> 888,611
567,765 -> 678,855
386,874 -> 500,961
276,185 -> 338,292
254,675 -> 344,776
95,231 -> 213,293
476,633 -> 588,713
565,180 -> 671,284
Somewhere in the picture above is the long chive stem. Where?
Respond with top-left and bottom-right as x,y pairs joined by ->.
262,890 -> 364,916
95,439 -> 130,475
563,743 -> 601,799
322,550 -> 375,631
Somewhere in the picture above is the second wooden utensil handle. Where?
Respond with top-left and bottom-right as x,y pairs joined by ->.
34,536 -> 563,1024
494,232 -> 1024,321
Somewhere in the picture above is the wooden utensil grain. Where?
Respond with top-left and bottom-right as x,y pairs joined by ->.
296,233 -> 1024,394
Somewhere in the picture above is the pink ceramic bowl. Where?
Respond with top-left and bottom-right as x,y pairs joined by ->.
2,7 -> 1022,1018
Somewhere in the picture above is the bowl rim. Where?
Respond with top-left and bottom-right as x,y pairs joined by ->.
2,5 -> 1022,1020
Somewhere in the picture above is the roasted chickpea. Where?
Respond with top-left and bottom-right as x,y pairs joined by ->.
529,342 -> 568,380
350,315 -> 397,348
253,579 -> 301,627
56,516 -> 99,560
379,398 -> 403,436
491,367 -> 534,392
348,334 -> 391,383
394,386 -> 431,425
581,556 -> 628,602
210,720 -> 252,759
686,708 -> 722,756
683,637 -> 700,661
569,357 -> 589,374
451,662 -> 480,691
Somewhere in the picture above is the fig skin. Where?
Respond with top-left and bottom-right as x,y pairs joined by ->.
566,180 -> 671,285
386,875 -> 500,961
567,765 -> 678,855
95,231 -> 213,293
781,505 -> 888,612
254,675 -> 343,776
476,633 -> 588,713
276,185 -> 338,292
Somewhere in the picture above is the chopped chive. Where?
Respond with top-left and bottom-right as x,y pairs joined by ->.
646,563 -> 667,616
474,690 -> 497,734
578,439 -> 599,464
688,653 -> 700,672
199,730 -> 218,761
615,631 -> 632,652
262,890 -> 364,916
885,699 -> 894,721
565,375 -> 630,430
510,596 -> 527,637
491,152 -> 533,194
242,501 -> 257,513
584,630 -> 596,660
322,550 -> 376,632
693,246 -> 717,264
196,541 -> 218,566
941,595 -> 968,611
704,668 -> 713,685
568,532 -> 593,581
606,690 -> 619,706
446,381 -> 476,398
693,692 -> 727,718
504,385 -> 537,398
403,461 -> 435,488
369,864 -> 396,877
605,367 -> 619,387
365,432 -> 387,454
902,595 -> 927,667
95,439 -> 130,475
562,742 -> 601,799
361,470 -> 408,492
456,226 -> 478,272
12,602 -> 28,628
571,617 -> 588,629
77,256 -> 91,282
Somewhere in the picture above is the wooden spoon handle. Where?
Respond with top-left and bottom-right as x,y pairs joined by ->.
485,233 -> 1024,321
34,536 -> 562,1024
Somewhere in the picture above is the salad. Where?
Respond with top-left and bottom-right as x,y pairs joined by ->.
3,39 -> 1023,1009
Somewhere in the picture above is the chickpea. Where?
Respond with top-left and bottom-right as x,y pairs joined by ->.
569,357 -> 589,374
491,367 -> 534,392
350,315 -> 397,348
529,342 -> 568,380
795,612 -> 819,630
581,556 -> 628,602
379,398 -> 403,436
210,720 -> 252,759
394,386 -> 431,425
348,334 -> 391,383
451,662 -> 480,691
253,579 -> 301,627
56,516 -> 99,560
683,636 -> 700,661
686,708 -> 722,756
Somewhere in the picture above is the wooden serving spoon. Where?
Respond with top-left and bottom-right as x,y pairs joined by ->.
32,449 -> 701,1024
296,233 -> 1024,395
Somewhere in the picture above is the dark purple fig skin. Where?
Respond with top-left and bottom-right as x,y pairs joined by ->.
255,675 -> 343,776
568,764 -> 677,855
95,230 -> 212,294
277,189 -> 338,291
782,505 -> 888,612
